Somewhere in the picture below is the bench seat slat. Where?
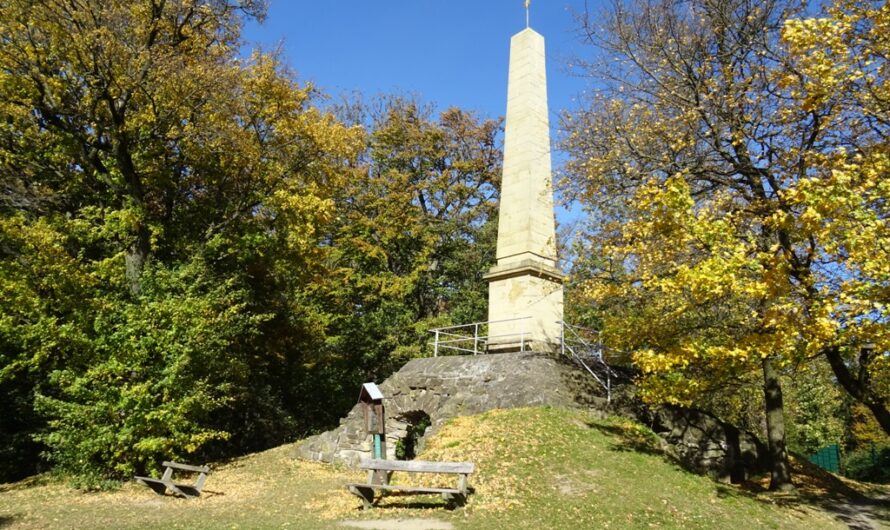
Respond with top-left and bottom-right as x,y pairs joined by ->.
135,476 -> 165,484
347,459 -> 474,510
348,484 -> 462,495
358,459 -> 474,474
135,476 -> 170,495
136,462 -> 209,499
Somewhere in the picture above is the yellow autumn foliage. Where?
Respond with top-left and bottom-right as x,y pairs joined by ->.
563,0 -> 889,431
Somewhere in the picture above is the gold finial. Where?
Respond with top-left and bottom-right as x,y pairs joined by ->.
525,0 -> 531,28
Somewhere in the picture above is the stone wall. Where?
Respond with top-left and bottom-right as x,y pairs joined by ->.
294,350 -> 767,485
294,351 -> 602,465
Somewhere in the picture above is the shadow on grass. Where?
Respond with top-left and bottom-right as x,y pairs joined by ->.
364,488 -> 476,512
805,492 -> 890,530
367,497 -> 457,512
0,515 -> 18,528
0,474 -> 54,493
715,460 -> 890,530
591,417 -> 889,529
196,489 -> 225,498
786,462 -> 890,530
585,421 -> 665,457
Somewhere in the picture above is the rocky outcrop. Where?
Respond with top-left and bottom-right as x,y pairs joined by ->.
596,386 -> 768,484
648,406 -> 769,483
294,351 -> 603,465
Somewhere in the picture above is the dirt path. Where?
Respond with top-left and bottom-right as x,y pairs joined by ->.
819,491 -> 890,529
339,519 -> 454,530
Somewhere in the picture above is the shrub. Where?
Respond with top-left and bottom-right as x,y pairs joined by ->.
844,445 -> 890,484
34,263 -> 266,487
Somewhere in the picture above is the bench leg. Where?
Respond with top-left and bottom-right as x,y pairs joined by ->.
442,492 -> 467,508
168,483 -> 200,499
444,473 -> 469,507
348,485 -> 375,510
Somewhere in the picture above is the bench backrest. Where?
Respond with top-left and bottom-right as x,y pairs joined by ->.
161,461 -> 210,491
162,461 -> 210,474
359,459 -> 474,474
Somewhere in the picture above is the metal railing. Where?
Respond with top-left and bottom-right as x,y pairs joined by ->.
427,317 -> 619,402
429,316 -> 532,356
559,321 -> 618,402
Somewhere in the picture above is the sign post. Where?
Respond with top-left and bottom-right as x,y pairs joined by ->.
358,382 -> 387,484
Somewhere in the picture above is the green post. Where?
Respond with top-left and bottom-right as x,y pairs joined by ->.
374,434 -> 382,459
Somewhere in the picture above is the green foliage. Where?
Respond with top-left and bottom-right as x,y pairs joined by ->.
33,261 -> 265,484
846,403 -> 890,451
313,96 -> 501,417
0,0 -> 357,483
843,445 -> 890,484
0,215 -> 98,480
395,413 -> 432,460
784,365 -> 846,456
0,2 -> 500,484
0,377 -> 44,482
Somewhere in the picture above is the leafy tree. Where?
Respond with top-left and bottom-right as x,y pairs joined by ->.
0,0 -> 272,293
314,97 -> 501,415
844,445 -> 890,484
33,261 -> 264,486
0,0 -> 503,486
0,0 -> 362,482
847,402 -> 890,451
561,0 -> 888,489
780,0 -> 890,437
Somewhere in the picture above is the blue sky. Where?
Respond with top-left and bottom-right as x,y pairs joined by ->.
242,1 -> 605,230
241,1 -> 603,125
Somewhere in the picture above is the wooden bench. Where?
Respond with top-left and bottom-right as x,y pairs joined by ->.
134,461 -> 210,498
346,459 -> 475,510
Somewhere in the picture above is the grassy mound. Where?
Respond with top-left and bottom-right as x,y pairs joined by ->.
316,407 -> 855,529
1,406 -> 885,529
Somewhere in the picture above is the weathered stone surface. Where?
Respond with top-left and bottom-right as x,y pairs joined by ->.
603,384 -> 767,483
294,352 -> 601,466
647,405 -> 769,484
485,27 -> 564,349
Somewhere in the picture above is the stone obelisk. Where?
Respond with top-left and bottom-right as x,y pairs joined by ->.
484,19 -> 564,351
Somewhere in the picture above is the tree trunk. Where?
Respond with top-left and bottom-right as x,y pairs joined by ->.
761,355 -> 794,491
108,91 -> 150,295
824,346 -> 890,436
125,223 -> 150,295
856,395 -> 890,438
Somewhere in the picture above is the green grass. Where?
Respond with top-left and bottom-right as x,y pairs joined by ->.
1,407 -> 884,529
0,445 -> 357,530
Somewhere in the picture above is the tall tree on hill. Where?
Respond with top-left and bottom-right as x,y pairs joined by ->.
316,97 -> 501,403
0,0 -> 363,483
779,0 -> 890,438
563,0 -> 888,490
0,0 -> 274,294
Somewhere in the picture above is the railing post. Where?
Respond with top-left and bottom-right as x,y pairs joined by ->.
607,369 -> 612,404
473,323 -> 479,355
434,330 -> 440,357
561,321 -> 565,358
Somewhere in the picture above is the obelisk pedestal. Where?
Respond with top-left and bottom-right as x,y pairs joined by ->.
484,27 -> 564,352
